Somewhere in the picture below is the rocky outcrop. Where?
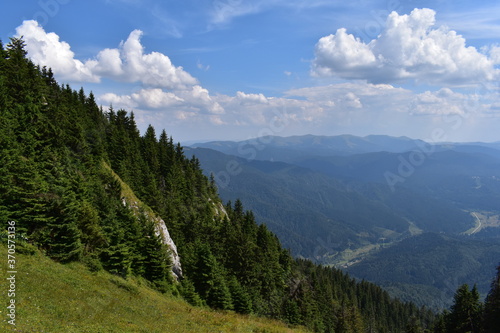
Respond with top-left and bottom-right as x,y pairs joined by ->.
153,216 -> 182,279
108,160 -> 182,281
121,197 -> 183,280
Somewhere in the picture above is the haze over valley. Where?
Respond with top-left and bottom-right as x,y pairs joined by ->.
190,134 -> 500,308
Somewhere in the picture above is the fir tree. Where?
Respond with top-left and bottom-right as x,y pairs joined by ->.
446,284 -> 482,333
483,264 -> 500,333
180,278 -> 204,307
228,276 -> 252,314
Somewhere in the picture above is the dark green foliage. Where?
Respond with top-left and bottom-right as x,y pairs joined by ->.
432,313 -> 447,333
0,37 -> 441,332
180,278 -> 204,307
228,276 -> 252,314
437,269 -> 500,333
207,274 -> 233,310
483,265 -> 500,333
346,232 -> 500,310
445,284 -> 482,333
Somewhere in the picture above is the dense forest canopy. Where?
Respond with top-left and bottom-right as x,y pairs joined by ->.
0,37 -> 498,332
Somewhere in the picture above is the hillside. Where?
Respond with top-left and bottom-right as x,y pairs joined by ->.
0,37 -> 437,332
186,147 -> 473,263
346,233 -> 500,310
0,244 -> 308,333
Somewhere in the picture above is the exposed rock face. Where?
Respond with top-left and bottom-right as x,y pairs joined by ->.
154,217 -> 182,280
121,197 -> 182,280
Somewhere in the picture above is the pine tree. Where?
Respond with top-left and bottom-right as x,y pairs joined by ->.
483,264 -> 500,332
335,301 -> 365,333
228,276 -> 252,314
446,284 -> 482,333
180,278 -> 204,307
406,315 -> 423,333
207,274 -> 233,310
432,312 -> 446,333
44,184 -> 83,263
141,220 -> 172,286
77,200 -> 106,254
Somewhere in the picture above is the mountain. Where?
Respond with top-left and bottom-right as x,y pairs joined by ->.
346,233 -> 500,310
188,135 -> 500,311
186,147 -> 473,263
0,37 -> 437,332
293,149 -> 500,211
192,134 -> 428,162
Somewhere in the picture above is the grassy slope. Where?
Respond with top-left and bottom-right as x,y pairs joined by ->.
0,245 -> 308,333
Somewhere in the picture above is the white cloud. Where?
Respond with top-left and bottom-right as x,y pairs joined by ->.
235,91 -> 269,105
91,48 -> 124,77
409,88 -> 470,115
312,8 -> 500,85
177,85 -> 225,114
312,28 -> 376,78
209,0 -> 262,27
16,20 -> 99,82
488,45 -> 500,65
16,20 -> 198,89
286,82 -> 410,112
100,88 -> 184,110
87,29 -> 198,89
99,85 -> 223,115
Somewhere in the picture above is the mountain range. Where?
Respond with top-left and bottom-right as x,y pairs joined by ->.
189,134 -> 500,308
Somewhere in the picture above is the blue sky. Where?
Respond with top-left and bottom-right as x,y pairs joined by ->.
2,0 -> 500,143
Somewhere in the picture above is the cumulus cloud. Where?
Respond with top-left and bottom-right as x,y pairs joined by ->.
100,85 -> 223,116
312,8 -> 500,85
286,82 -> 410,113
235,91 -> 269,105
101,88 -> 185,110
16,20 -> 198,89
177,85 -> 225,114
409,88 -> 475,115
16,20 -> 99,82
17,20 -> 229,121
90,29 -> 198,89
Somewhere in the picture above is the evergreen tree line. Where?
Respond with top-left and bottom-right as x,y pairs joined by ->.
4,37 -> 492,332
432,264 -> 500,333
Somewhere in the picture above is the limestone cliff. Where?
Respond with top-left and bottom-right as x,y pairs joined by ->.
104,162 -> 182,280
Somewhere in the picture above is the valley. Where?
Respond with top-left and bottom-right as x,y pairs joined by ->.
464,211 -> 500,235
190,134 -> 500,309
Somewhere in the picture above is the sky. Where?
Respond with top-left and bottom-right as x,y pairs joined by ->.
2,0 -> 500,143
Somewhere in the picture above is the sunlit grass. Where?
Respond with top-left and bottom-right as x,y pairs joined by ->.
0,244 -> 308,332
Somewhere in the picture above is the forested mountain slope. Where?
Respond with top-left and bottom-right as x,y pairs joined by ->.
186,147 -> 473,262
0,38 -> 436,331
347,233 -> 500,310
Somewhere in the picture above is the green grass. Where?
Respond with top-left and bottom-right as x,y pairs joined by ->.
0,244 -> 308,333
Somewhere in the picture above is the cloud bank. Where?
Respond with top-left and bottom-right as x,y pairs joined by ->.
13,10 -> 500,142
312,8 -> 500,85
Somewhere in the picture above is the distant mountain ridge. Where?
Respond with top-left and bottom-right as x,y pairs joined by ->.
191,134 -> 429,162
192,134 -> 500,159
